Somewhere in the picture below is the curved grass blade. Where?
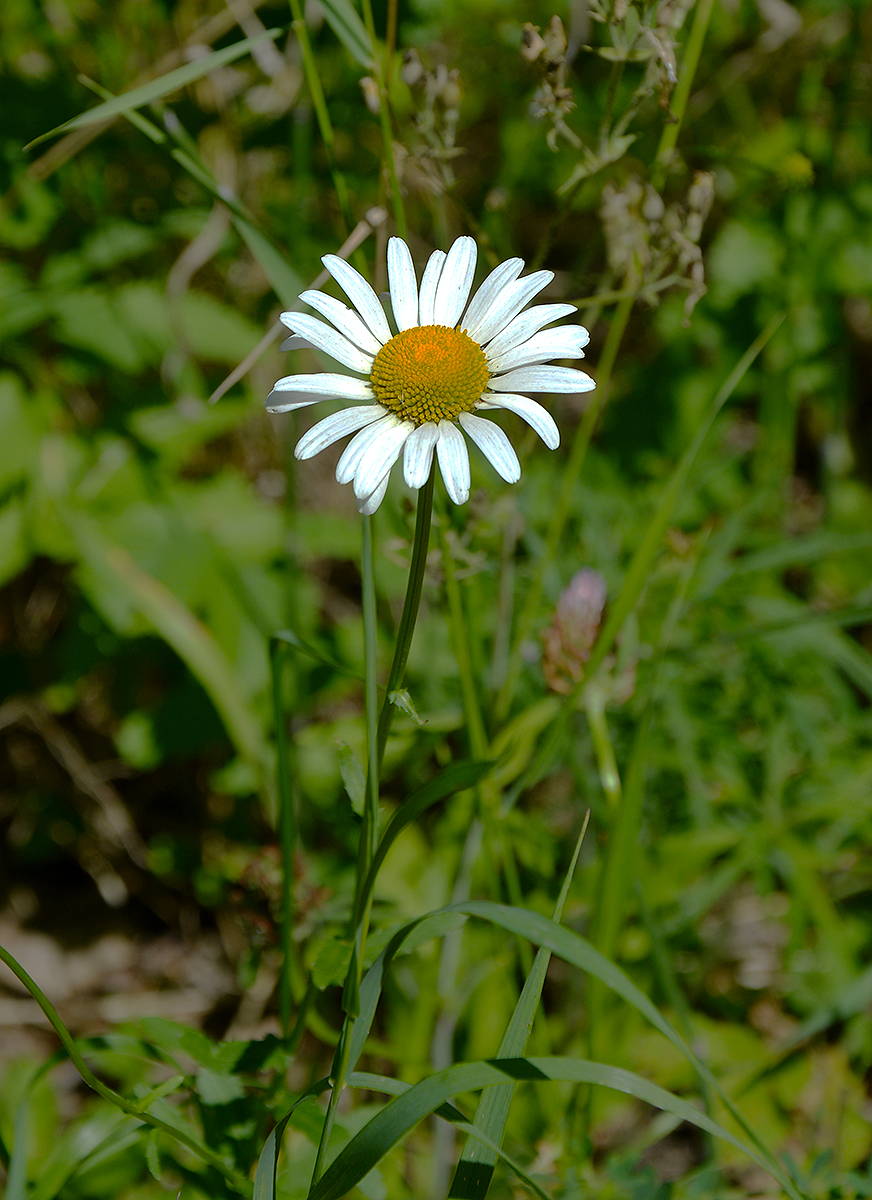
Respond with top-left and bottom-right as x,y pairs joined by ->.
359,760 -> 492,909
449,818 -> 589,1199
319,0 -> 373,67
505,313 -> 786,809
347,1072 -> 550,1200
343,902 -> 801,1200
449,901 -> 802,1200
309,1056 -> 789,1200
25,29 -> 283,150
253,1080 -> 330,1200
0,942 -> 253,1196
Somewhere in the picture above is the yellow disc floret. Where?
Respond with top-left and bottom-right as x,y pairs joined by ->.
370,325 -> 490,425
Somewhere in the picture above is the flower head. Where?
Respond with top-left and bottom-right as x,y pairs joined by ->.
267,236 -> 594,513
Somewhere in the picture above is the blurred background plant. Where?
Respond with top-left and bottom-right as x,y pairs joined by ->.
1,0 -> 872,1196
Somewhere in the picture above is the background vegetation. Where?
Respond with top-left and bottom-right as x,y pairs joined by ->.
1,0 -> 872,1197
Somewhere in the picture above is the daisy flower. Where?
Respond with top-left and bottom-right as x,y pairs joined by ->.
267,236 -> 594,514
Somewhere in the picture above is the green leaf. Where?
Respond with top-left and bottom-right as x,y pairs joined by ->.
449,824 -> 588,1198
338,743 -> 366,815
309,1056 -> 787,1200
358,760 -> 492,913
311,936 -> 354,990
318,0 -> 374,68
25,29 -> 284,149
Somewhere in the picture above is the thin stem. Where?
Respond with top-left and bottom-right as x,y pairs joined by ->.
361,514 -> 381,868
652,0 -> 715,189
495,285 -> 636,721
0,944 -> 253,1195
376,470 -> 435,764
436,514 -> 490,765
315,478 -> 434,1186
288,0 -> 354,234
359,0 -> 407,238
269,639 -> 297,1038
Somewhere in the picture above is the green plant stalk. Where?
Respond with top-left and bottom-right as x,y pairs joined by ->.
0,944 -> 253,1196
316,482 -> 434,1186
436,513 -> 490,767
437,506 -> 533,981
343,513 -> 383,1008
579,312 -> 785,695
269,640 -> 298,1039
496,285 -> 636,722
652,0 -> 716,189
502,314 -> 784,818
359,0 -> 407,238
376,470 -> 436,764
288,0 -> 354,234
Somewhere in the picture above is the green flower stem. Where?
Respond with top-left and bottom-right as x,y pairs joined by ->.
652,0 -> 715,190
0,943 -> 253,1196
375,469 -> 436,765
437,505 -> 532,976
495,284 -> 636,723
436,512 -> 490,767
315,477 -> 435,1188
288,0 -> 354,236
269,638 -> 298,1038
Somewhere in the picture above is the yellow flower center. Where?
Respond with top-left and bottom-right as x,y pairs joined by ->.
370,324 -> 490,425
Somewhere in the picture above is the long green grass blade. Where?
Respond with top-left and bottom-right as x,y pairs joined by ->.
25,29 -> 283,149
319,0 -> 374,67
253,1113 -> 293,1200
449,901 -> 800,1199
449,820 -> 588,1198
309,1056 -> 791,1200
348,1073 -> 550,1200
359,760 -> 492,908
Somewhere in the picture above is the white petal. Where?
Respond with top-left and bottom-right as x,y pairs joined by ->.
387,237 -> 419,331
487,326 -> 591,373
418,250 -> 446,325
336,416 -> 399,484
294,405 -> 385,459
269,372 -> 374,399
458,412 -> 521,483
353,420 -> 413,499
470,271 -> 554,347
478,393 -> 560,449
484,303 -> 579,359
460,257 -> 524,340
299,290 -> 383,355
279,335 -> 310,351
436,420 -> 471,504
322,254 -> 393,344
489,365 -> 595,394
432,237 -> 477,327
265,393 -> 321,414
358,473 -> 391,515
403,422 -> 439,488
280,312 -> 374,373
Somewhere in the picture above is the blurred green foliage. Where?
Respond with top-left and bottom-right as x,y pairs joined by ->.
2,0 -> 872,1195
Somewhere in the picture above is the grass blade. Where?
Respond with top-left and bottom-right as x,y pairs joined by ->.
449,817 -> 589,1198
319,0 -> 374,67
25,29 -> 283,149
310,1056 -> 796,1200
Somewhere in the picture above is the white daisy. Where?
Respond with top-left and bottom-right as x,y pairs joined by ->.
267,236 -> 594,514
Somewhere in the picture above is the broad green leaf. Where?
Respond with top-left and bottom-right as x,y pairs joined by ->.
25,29 -> 284,149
